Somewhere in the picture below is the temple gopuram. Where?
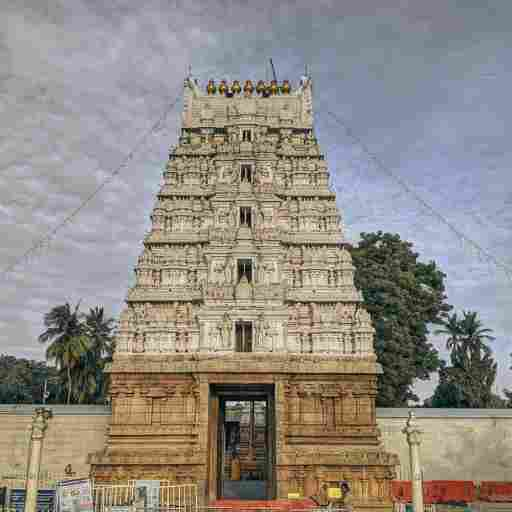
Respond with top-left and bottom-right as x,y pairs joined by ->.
89,75 -> 399,511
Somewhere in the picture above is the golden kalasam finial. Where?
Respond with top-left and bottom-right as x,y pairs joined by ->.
270,79 -> 279,95
219,80 -> 227,95
232,80 -> 241,94
256,80 -> 265,95
281,80 -> 291,94
206,80 -> 216,95
243,80 -> 254,96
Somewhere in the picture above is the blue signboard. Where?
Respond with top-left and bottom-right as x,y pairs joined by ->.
9,489 -> 56,512
0,487 -> 6,512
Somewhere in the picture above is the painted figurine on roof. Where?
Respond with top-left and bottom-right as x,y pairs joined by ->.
243,80 -> 254,96
206,80 -> 216,95
256,80 -> 265,95
281,79 -> 291,94
232,80 -> 241,94
219,80 -> 227,95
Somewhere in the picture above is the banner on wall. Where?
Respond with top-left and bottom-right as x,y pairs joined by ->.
57,479 -> 93,512
8,489 -> 56,512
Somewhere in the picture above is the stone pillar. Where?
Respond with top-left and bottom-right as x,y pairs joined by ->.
24,408 -> 53,512
402,410 -> 424,512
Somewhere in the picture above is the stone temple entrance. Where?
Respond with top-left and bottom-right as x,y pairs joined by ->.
89,75 -> 400,510
213,385 -> 275,500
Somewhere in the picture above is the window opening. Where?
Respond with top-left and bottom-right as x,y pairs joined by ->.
237,259 -> 253,283
240,164 -> 253,183
240,207 -> 252,227
242,130 -> 252,142
235,322 -> 253,352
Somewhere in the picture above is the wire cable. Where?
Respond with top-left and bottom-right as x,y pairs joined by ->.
2,84 -> 183,279
320,107 -> 512,281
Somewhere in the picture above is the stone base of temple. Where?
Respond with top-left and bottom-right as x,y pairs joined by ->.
89,353 -> 399,511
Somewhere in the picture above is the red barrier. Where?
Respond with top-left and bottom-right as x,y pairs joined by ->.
392,480 -> 475,504
210,499 -> 318,511
391,481 -> 412,503
479,482 -> 512,502
423,481 -> 475,504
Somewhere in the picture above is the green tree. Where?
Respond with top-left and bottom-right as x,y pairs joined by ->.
38,302 -> 91,404
429,311 -> 497,408
0,355 -> 60,404
74,307 -> 116,404
350,231 -> 452,406
503,353 -> 512,408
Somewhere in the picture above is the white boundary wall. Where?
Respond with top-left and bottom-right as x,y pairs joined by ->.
2,405 -> 512,482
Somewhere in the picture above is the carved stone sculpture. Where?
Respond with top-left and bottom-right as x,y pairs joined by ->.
91,74 -> 397,510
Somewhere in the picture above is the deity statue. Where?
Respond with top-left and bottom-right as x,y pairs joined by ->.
216,208 -> 229,227
243,80 -> 254,96
257,207 -> 265,226
256,80 -> 265,95
258,164 -> 273,186
280,79 -> 291,94
262,260 -> 276,285
229,203 -> 238,227
212,260 -> 226,284
206,79 -> 216,95
224,256 -> 235,284
262,320 -> 273,349
209,323 -> 220,349
232,80 -> 241,94
220,313 -> 232,348
133,330 -> 145,353
255,313 -> 265,346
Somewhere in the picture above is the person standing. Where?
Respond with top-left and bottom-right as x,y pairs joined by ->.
339,481 -> 353,511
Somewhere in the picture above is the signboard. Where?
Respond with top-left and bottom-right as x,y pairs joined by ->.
8,489 -> 56,512
0,487 -> 6,511
57,479 -> 93,512
327,487 -> 342,499
134,480 -> 160,510
287,493 -> 302,499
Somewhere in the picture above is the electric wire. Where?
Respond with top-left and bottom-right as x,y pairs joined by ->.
320,107 -> 512,282
2,84 -> 183,279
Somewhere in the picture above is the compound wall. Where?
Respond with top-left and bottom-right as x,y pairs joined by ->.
1,405 -> 511,482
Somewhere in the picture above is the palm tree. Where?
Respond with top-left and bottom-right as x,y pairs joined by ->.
46,333 -> 91,404
75,307 -> 116,403
85,307 -> 116,361
435,311 -> 494,370
38,302 -> 90,404
434,310 -> 496,407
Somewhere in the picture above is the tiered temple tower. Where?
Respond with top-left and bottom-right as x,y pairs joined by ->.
89,76 -> 398,511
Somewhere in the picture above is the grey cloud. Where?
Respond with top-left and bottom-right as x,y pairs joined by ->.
1,0 -> 511,400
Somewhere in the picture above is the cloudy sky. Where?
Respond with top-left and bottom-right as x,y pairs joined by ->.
1,0 -> 511,402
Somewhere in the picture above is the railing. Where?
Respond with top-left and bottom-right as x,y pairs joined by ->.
91,483 -> 198,512
93,484 -> 136,512
160,484 -> 198,511
393,505 -> 437,512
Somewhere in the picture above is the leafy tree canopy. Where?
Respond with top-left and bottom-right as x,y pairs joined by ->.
427,310 -> 498,408
0,354 -> 59,404
350,231 -> 452,406
37,302 -> 116,405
